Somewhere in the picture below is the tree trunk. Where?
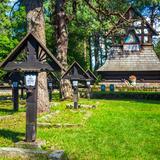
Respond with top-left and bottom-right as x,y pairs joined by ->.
54,0 -> 72,99
99,36 -> 103,66
88,36 -> 92,70
149,5 -> 157,43
84,39 -> 87,62
25,0 -> 49,113
94,32 -> 100,71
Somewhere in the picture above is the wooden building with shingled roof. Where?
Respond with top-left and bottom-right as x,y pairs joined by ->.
97,6 -> 160,83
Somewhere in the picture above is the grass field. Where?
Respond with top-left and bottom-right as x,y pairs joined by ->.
0,98 -> 160,160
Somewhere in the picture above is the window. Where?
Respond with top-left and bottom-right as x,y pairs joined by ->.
123,31 -> 140,51
124,32 -> 139,43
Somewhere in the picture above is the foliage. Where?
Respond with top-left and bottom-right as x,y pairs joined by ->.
91,91 -> 160,100
0,0 -> 26,82
154,40 -> 160,59
0,0 -> 17,61
10,4 -> 27,40
0,0 -> 26,60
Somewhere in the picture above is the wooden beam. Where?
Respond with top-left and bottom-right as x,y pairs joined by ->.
141,19 -> 144,44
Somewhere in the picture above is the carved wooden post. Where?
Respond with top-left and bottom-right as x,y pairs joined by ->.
141,19 -> 144,44
49,88 -> 52,102
26,86 -> 37,142
13,86 -> 19,111
12,82 -> 19,111
148,28 -> 152,43
73,87 -> 78,109
48,81 -> 53,102
87,85 -> 91,99
20,85 -> 24,100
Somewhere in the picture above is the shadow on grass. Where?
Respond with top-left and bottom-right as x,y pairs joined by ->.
0,129 -> 24,142
90,98 -> 160,105
108,99 -> 160,105
0,105 -> 26,115
0,108 -> 15,114
0,96 -> 12,101
132,99 -> 160,105
0,108 -> 26,115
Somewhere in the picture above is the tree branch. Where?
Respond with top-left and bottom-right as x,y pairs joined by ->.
84,0 -> 130,22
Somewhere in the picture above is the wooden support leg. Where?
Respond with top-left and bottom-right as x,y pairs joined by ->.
13,88 -> 19,111
49,89 -> 52,102
26,88 -> 37,142
20,87 -> 24,100
87,86 -> 91,99
73,87 -> 78,109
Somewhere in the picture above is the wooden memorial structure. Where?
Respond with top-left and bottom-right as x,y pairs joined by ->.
62,62 -> 90,84
62,61 -> 90,108
86,69 -> 97,84
47,72 -> 60,101
3,72 -> 24,111
0,32 -> 62,142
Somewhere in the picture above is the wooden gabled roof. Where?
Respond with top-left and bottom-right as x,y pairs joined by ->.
0,32 -> 63,71
86,69 -> 97,81
106,6 -> 158,37
3,72 -> 24,83
48,72 -> 60,83
62,61 -> 90,81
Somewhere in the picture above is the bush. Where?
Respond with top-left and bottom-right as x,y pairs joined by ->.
91,91 -> 160,100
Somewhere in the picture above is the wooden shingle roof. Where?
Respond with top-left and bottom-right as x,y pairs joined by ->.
97,45 -> 160,72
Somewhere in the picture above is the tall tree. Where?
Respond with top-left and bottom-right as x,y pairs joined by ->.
25,0 -> 49,113
54,0 -> 72,99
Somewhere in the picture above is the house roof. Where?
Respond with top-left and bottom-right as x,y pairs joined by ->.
97,45 -> 160,72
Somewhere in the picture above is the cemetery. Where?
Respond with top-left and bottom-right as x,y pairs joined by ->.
0,1 -> 160,160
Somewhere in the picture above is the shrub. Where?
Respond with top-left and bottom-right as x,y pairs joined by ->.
91,91 -> 160,100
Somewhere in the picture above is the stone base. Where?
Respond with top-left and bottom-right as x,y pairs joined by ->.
48,150 -> 65,160
15,140 -> 46,149
66,104 -> 96,109
37,122 -> 82,128
0,147 -> 48,160
0,147 -> 66,160
66,104 -> 81,109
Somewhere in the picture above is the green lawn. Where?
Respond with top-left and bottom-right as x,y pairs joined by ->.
0,98 -> 160,160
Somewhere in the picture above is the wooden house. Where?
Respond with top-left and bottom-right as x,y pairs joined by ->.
97,6 -> 160,83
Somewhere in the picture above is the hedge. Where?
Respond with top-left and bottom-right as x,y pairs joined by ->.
91,91 -> 160,100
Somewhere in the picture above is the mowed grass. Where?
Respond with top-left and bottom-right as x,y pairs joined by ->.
0,98 -> 26,116
0,98 -> 160,160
